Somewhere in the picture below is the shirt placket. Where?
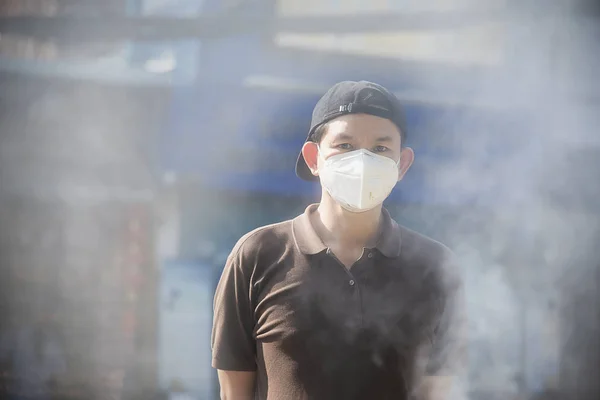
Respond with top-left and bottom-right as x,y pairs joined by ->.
325,248 -> 376,328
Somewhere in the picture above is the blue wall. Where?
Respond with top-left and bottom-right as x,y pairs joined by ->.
162,82 -> 519,205
153,0 -> 525,206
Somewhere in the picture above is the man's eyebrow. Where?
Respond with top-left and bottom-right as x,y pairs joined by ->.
375,135 -> 394,143
331,133 -> 355,142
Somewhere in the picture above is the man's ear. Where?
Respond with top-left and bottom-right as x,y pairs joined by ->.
398,147 -> 415,181
301,141 -> 320,178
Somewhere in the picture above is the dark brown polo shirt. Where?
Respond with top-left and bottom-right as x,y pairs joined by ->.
212,204 -> 466,400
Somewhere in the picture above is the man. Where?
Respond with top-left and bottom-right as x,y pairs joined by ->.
212,81 -> 467,399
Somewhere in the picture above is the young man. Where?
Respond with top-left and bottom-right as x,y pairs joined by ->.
212,81 -> 466,400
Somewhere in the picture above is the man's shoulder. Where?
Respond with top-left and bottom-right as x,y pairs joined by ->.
396,224 -> 460,283
398,224 -> 453,262
229,218 -> 296,261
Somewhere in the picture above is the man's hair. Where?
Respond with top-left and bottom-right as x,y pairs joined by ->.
308,123 -> 328,144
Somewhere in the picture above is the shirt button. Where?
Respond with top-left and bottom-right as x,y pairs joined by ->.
367,252 -> 373,259
349,280 -> 355,286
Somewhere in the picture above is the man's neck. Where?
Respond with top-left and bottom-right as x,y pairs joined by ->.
314,194 -> 383,249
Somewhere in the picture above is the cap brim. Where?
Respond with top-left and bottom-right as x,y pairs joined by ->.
295,148 -> 319,181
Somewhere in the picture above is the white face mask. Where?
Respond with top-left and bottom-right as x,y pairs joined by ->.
318,148 -> 400,213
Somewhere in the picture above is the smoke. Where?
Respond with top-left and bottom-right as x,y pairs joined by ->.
0,1 -> 598,399
0,74 -> 169,399
383,2 -> 600,398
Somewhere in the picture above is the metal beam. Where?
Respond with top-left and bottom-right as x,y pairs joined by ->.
239,47 -> 495,96
0,9 -> 512,42
5,1 -> 595,43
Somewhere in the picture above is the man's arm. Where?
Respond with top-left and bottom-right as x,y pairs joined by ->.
418,255 -> 468,400
217,370 -> 256,400
212,245 -> 258,399
417,376 -> 457,400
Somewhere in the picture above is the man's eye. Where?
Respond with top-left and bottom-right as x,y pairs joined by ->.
336,143 -> 353,150
374,146 -> 389,152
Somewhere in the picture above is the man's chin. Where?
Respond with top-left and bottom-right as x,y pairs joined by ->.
340,203 -> 383,215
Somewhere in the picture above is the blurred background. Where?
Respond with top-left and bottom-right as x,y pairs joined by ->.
0,0 -> 599,399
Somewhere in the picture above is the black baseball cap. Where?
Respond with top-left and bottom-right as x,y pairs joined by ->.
295,80 -> 407,181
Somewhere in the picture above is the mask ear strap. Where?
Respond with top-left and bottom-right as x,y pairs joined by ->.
317,144 -> 325,161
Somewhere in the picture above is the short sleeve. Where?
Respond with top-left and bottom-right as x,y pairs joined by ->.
211,247 -> 257,371
426,255 -> 468,377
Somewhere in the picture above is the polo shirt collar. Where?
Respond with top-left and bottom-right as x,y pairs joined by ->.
292,204 -> 402,258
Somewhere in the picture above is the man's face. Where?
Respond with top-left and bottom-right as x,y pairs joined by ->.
302,113 -> 414,181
